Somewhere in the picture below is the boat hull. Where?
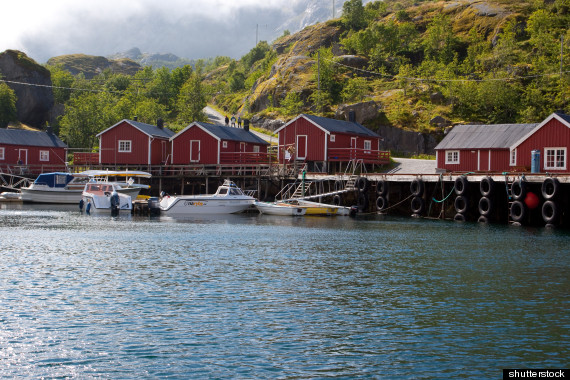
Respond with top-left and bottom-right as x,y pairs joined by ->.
21,187 -> 142,204
255,202 -> 306,216
160,196 -> 254,215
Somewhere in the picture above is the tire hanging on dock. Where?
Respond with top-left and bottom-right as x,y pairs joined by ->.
410,179 -> 424,197
357,192 -> 369,212
480,177 -> 495,197
478,196 -> 493,216
454,176 -> 469,196
477,215 -> 489,224
410,196 -> 425,215
356,177 -> 370,193
541,178 -> 560,200
377,180 -> 388,197
510,200 -> 526,223
511,179 -> 526,200
542,200 -> 559,224
376,196 -> 388,211
454,213 -> 466,222
454,195 -> 468,214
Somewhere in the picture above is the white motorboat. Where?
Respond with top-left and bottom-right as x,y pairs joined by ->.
0,191 -> 22,202
255,201 -> 306,216
81,181 -> 132,215
20,170 -> 151,204
159,180 -> 255,215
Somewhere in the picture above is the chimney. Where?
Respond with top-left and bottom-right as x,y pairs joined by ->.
133,116 -> 138,121
157,118 -> 164,129
46,125 -> 53,135
348,111 -> 356,123
243,119 -> 250,132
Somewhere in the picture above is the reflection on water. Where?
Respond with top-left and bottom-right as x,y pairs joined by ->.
0,203 -> 568,378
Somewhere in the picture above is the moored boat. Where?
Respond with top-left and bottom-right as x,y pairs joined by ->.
297,200 -> 350,216
255,201 -> 306,216
159,180 -> 255,215
81,181 -> 132,215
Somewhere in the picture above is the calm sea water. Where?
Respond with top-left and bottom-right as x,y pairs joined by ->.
0,203 -> 568,379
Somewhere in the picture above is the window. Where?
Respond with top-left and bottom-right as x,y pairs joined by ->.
0,147 -> 4,160
330,134 -> 335,142
510,149 -> 516,166
364,140 -> 371,152
445,150 -> 459,164
544,148 -> 566,170
39,150 -> 49,161
118,140 -> 132,152
253,146 -> 260,153
222,141 -> 228,149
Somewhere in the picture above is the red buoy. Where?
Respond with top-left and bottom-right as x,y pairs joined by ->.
525,191 -> 539,209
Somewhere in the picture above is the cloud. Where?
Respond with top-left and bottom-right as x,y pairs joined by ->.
0,0 -> 303,63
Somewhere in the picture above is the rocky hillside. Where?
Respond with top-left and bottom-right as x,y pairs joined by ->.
47,54 -> 141,79
108,47 -> 195,70
0,50 -> 53,128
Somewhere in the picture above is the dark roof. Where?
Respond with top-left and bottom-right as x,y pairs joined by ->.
194,122 -> 270,145
0,128 -> 67,148
302,114 -> 380,138
435,123 -> 538,150
127,120 -> 175,139
554,111 -> 570,124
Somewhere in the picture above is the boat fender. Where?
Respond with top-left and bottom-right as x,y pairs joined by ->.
410,179 -> 424,197
410,196 -> 425,215
357,177 -> 370,193
332,194 -> 341,206
477,215 -> 489,224
542,200 -> 559,224
511,179 -> 526,200
510,200 -> 526,223
478,196 -> 492,216
454,176 -> 469,196
79,199 -> 84,211
541,178 -> 560,200
454,213 -> 466,222
376,196 -> 387,211
454,195 -> 468,214
480,177 -> 494,197
377,180 -> 388,197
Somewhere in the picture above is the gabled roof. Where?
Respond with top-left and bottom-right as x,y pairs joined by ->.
96,119 -> 175,139
510,112 -> 570,150
0,128 -> 67,148
434,123 -> 538,150
172,122 -> 269,145
275,114 -> 380,138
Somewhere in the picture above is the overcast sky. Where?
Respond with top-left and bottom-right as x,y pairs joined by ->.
0,0 -> 348,63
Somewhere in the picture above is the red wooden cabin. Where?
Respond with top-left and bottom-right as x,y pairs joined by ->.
0,127 -> 67,174
435,112 -> 570,173
274,113 -> 388,172
170,122 -> 270,165
97,119 -> 174,166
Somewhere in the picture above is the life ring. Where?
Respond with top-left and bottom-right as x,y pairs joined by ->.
376,196 -> 387,211
478,196 -> 493,216
357,192 -> 369,211
410,178 -> 424,197
333,194 -> 341,206
454,176 -> 469,195
377,180 -> 389,197
477,215 -> 489,224
510,200 -> 526,223
454,213 -> 466,222
410,196 -> 425,215
542,200 -> 559,224
541,178 -> 560,200
454,195 -> 468,214
480,176 -> 494,197
511,179 -> 526,200
356,177 -> 370,193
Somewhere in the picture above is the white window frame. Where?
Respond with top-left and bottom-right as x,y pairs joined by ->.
39,150 -> 49,162
445,150 -> 460,164
0,147 -> 4,160
510,149 -> 517,166
364,140 -> 371,153
118,140 -> 132,153
330,134 -> 335,142
544,147 -> 567,170
222,141 -> 228,149
253,145 -> 260,153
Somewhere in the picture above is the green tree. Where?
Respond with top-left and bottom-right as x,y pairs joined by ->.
177,70 -> 207,123
0,82 -> 17,128
342,0 -> 366,31
280,92 -> 303,116
47,64 -> 75,104
422,15 -> 459,64
341,77 -> 369,102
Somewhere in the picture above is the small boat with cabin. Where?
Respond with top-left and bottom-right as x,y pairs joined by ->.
159,180 -> 255,215
81,181 -> 132,215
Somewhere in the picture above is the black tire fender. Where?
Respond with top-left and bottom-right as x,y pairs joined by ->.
376,196 -> 387,211
454,195 -> 468,214
542,200 -> 559,224
410,196 -> 425,215
511,179 -> 526,200
455,176 -> 469,195
510,200 -> 526,222
541,178 -> 560,200
377,180 -> 389,197
410,179 -> 424,197
480,176 -> 495,197
478,196 -> 493,216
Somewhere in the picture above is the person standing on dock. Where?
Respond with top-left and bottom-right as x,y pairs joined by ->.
237,116 -> 242,128
230,115 -> 236,127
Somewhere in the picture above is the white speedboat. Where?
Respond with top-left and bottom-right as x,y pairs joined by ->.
255,201 -> 306,216
159,180 -> 255,215
81,181 -> 132,215
20,170 -> 150,204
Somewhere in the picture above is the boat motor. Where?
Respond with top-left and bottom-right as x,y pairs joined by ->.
110,191 -> 120,215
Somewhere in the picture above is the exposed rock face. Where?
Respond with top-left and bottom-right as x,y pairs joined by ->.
0,50 -> 54,128
336,101 -> 381,124
377,124 -> 439,155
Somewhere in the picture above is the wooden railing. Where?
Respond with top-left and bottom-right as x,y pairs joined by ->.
0,164 -> 68,176
219,152 -> 276,164
327,148 -> 390,165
